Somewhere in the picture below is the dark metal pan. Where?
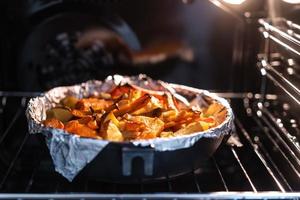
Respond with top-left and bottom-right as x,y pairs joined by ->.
77,135 -> 226,183
26,75 -> 234,183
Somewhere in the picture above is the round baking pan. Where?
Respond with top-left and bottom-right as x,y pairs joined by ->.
26,75 -> 234,183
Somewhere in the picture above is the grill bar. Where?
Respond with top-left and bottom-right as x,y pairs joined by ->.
0,91 -> 41,97
259,19 -> 300,45
262,107 -> 300,153
0,134 -> 29,190
266,61 -> 300,95
0,108 -> 23,144
0,97 -> 28,190
259,114 -> 300,165
269,33 -> 300,56
255,138 -> 293,191
212,157 -> 228,192
25,161 -> 40,193
252,115 -> 300,178
286,19 -> 300,31
0,93 -> 299,197
167,178 -> 172,192
259,18 -> 300,56
192,169 -> 201,192
266,72 -> 300,105
257,59 -> 300,105
230,147 -> 257,192
235,119 -> 287,192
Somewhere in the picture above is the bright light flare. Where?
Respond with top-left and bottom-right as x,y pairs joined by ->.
222,0 -> 246,5
282,0 -> 300,4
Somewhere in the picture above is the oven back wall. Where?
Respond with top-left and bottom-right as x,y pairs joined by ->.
1,0 -> 253,92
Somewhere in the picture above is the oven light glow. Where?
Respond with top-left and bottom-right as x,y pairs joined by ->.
256,110 -> 262,117
282,0 -> 300,4
261,59 -> 267,67
263,31 -> 269,38
260,68 -> 266,76
287,67 -> 294,75
246,108 -> 252,114
283,103 -> 290,110
254,94 -> 260,99
222,0 -> 246,4
257,102 -> 263,109
287,58 -> 295,66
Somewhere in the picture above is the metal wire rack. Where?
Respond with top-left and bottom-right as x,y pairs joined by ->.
258,18 -> 300,106
0,91 -> 299,199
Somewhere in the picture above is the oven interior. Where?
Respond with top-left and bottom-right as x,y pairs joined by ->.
0,0 -> 299,199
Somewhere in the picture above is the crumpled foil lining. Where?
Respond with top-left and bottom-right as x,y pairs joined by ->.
26,74 -> 234,181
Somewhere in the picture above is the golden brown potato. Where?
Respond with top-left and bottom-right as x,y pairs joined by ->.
104,112 -> 119,126
114,94 -> 151,117
126,116 -> 164,139
120,120 -> 145,140
132,96 -> 164,115
174,121 -> 203,136
46,107 -> 73,123
204,103 -> 225,117
159,131 -> 174,138
43,84 -> 227,141
213,109 -> 227,125
76,98 -> 112,112
60,96 -> 79,108
101,121 -> 123,141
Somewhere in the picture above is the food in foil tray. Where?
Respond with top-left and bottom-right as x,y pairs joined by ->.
26,75 -> 233,182
43,84 -> 227,141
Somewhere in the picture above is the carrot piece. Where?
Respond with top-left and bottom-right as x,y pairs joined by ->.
65,120 -> 101,139
87,120 -> 99,130
114,94 -> 151,117
43,118 -> 64,129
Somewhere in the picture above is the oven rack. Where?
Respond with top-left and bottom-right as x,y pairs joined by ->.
0,92 -> 299,199
257,55 -> 300,105
258,18 -> 300,104
259,18 -> 300,57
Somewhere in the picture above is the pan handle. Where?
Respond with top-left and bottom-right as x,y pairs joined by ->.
122,147 -> 154,176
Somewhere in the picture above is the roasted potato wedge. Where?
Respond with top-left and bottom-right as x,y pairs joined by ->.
174,121 -> 203,136
43,84 -> 227,141
76,98 -> 112,112
204,103 -> 225,117
46,107 -> 73,123
125,116 -> 164,139
101,121 -> 123,141
160,131 -> 174,138
60,96 -> 79,108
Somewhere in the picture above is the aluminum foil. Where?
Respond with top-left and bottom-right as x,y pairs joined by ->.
26,74 -> 234,181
